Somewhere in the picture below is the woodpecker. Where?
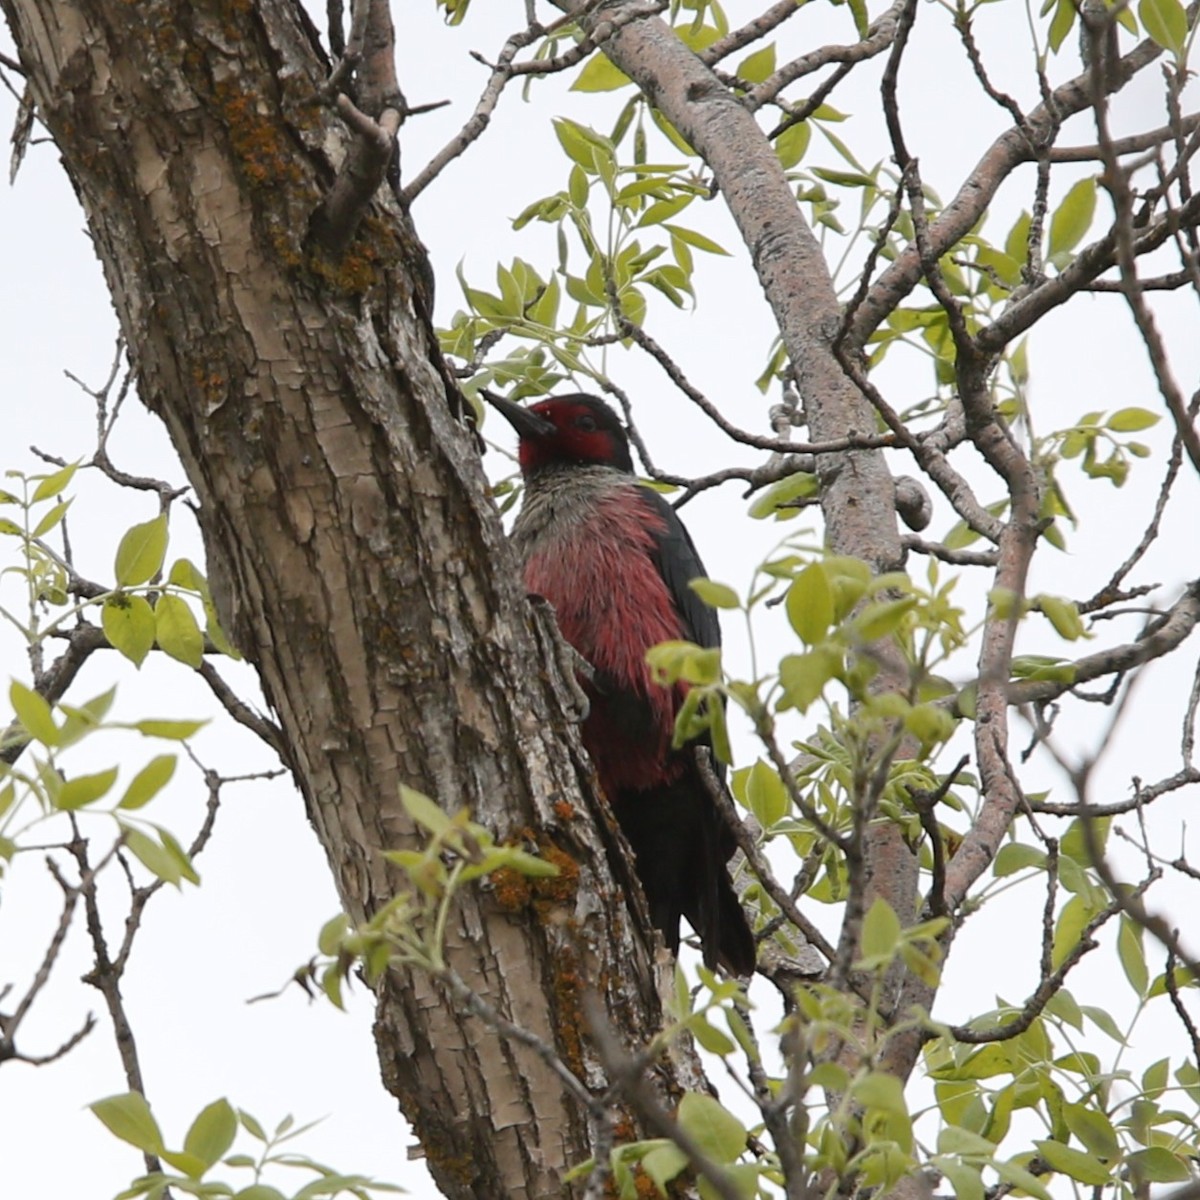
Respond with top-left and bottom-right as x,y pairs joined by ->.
491,392 -> 756,976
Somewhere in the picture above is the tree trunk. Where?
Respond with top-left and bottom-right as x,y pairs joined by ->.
1,1 -> 683,1194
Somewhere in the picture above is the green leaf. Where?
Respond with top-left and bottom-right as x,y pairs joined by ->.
183,1098 -> 237,1173
1081,1004 -> 1125,1042
318,913 -> 349,955
736,43 -> 776,84
691,1015 -> 735,1056
747,471 -> 818,519
646,640 -> 721,686
688,578 -> 740,611
935,1161 -> 984,1200
745,760 -> 788,826
553,118 -> 612,177
1126,1147 -> 1191,1183
826,556 -> 873,619
673,21 -> 723,53
1039,594 -> 1086,641
1047,0 -> 1077,52
1048,178 -> 1096,258
91,1092 -> 165,1154
231,1187 -> 287,1200
527,274 -> 561,328
32,460 -> 79,502
490,846 -> 560,878
58,767 -> 119,811
1011,655 -> 1076,684
1052,895 -> 1091,969
134,718 -> 206,740
239,1110 -> 267,1141
812,166 -> 876,188
1142,1056 -> 1170,1097
154,594 -> 204,668
994,1158 -> 1052,1200
1035,1139 -> 1112,1185
58,685 -> 117,746
1045,987 -> 1083,1029
1117,917 -> 1148,997
855,1071 -> 907,1114
1105,407 -> 1161,432
787,564 -> 834,645
1061,815 -> 1110,863
663,223 -> 730,256
1063,1102 -> 1118,1159
32,498 -> 72,538
1148,963 -> 1196,997
861,898 -> 901,961
638,193 -> 694,228
156,825 -> 199,885
676,1093 -> 746,1164
641,1141 -> 689,1192
937,1125 -> 997,1156
9,680 -> 59,746
774,120 -> 812,170
103,594 -> 156,667
778,647 -> 839,711
400,784 -> 451,836
1139,0 -> 1188,53
202,594 -> 241,660
993,843 -> 1046,877
157,1149 -> 209,1179
168,557 -> 205,592
904,703 -> 955,746
807,1062 -> 849,1094
697,1165 -> 758,1200
119,755 -> 177,811
571,51 -> 632,92
852,596 -> 916,642
123,826 -> 183,886
115,514 -> 169,587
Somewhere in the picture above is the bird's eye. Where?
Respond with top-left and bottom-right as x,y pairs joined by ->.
576,414 -> 598,431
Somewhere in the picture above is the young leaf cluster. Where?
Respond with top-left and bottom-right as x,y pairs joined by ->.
91,1092 -> 403,1200
309,785 -> 559,1006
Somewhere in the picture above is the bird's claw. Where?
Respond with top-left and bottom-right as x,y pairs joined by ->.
527,593 -> 592,723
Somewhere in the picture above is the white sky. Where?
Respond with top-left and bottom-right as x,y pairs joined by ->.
2,3 -> 1199,1198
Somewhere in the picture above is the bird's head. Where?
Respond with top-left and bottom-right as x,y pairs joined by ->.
487,393 -> 634,477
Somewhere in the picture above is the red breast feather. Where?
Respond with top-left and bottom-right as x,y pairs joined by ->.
521,484 -> 687,796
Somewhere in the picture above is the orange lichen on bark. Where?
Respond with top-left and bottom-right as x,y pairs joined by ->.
549,942 -> 586,1078
532,842 -> 580,906
490,866 -> 534,913
489,831 -> 581,914
213,79 -> 302,190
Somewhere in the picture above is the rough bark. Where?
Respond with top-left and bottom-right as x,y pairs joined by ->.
1,1 -> 685,1195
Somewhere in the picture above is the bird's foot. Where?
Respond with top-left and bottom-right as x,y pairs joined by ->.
527,593 -> 592,723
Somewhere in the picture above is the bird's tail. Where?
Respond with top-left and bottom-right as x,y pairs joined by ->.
615,775 -> 757,976
692,803 -> 757,977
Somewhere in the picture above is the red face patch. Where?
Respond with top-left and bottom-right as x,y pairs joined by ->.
518,400 -> 626,473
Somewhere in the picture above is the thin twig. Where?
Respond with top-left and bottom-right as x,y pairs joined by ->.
586,996 -> 748,1200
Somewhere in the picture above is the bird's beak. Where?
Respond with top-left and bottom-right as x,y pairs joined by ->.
483,391 -> 556,439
